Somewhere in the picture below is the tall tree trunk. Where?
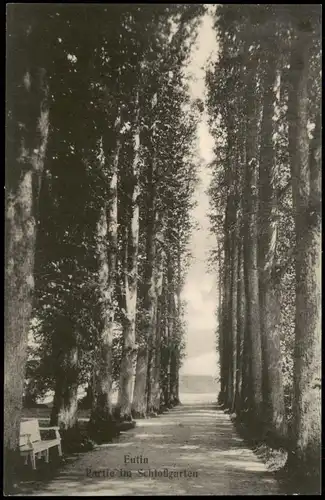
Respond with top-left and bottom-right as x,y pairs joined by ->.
288,28 -> 321,480
148,255 -> 165,414
117,94 -> 141,421
219,199 -> 231,407
50,340 -> 78,431
81,372 -> 94,409
243,69 -> 263,421
235,235 -> 245,414
132,157 -> 157,418
217,239 -> 223,400
173,245 -> 182,406
145,307 -> 154,414
169,346 -> 177,405
227,206 -> 238,412
131,294 -> 148,419
258,57 -> 287,444
89,118 -> 121,439
4,7 -> 49,490
50,338 -> 80,457
169,292 -> 179,406
241,220 -> 251,419
237,118 -> 250,417
165,262 -> 174,408
160,275 -> 170,410
49,312 -> 79,431
175,366 -> 180,404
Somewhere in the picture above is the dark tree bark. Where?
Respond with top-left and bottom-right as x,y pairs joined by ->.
89,115 -> 122,439
258,55 -> 287,444
238,131 -> 251,418
235,235 -> 245,414
132,157 -> 157,418
159,271 -> 171,410
164,258 -> 174,408
243,67 -> 263,421
50,338 -> 78,431
169,251 -> 178,407
132,307 -> 149,418
216,240 -> 223,402
227,195 -> 238,412
288,26 -> 321,480
4,6 -> 50,491
148,256 -> 165,414
169,291 -> 179,406
171,245 -> 182,407
117,93 -> 141,421
219,197 -> 232,407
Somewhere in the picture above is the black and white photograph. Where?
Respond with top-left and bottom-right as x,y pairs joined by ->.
4,3 -> 321,495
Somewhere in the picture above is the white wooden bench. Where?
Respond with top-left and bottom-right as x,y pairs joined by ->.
20,418 -> 62,470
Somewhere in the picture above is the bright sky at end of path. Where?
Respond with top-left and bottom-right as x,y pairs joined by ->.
180,8 -> 219,377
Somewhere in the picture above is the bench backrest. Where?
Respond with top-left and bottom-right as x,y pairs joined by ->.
20,419 -> 41,447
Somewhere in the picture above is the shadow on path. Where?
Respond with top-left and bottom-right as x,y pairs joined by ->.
16,401 -> 282,496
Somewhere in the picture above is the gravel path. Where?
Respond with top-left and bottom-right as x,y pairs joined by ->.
20,401 -> 282,496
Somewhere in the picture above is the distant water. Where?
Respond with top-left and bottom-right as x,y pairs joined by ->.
179,392 -> 217,404
179,374 -> 219,394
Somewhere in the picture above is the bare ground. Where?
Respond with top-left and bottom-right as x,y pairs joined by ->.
17,396 -> 283,496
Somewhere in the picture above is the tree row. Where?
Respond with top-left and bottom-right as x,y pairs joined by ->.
206,4 -> 321,486
5,4 -> 204,483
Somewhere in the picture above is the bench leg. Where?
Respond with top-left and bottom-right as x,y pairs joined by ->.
45,449 -> 49,464
24,455 -> 28,466
58,442 -> 63,457
30,452 -> 36,470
